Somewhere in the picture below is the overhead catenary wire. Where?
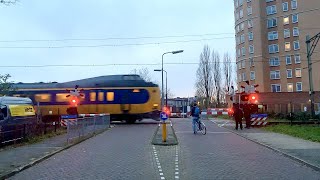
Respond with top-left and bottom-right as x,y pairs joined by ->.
1,58 -> 320,68
0,33 -> 235,43
0,36 -> 235,49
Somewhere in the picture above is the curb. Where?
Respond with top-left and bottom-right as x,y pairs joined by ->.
218,124 -> 320,172
151,122 -> 178,146
0,128 -> 110,180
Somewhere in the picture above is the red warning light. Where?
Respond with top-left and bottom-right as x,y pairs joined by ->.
70,97 -> 79,106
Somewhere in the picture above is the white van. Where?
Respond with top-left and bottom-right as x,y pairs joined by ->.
0,96 -> 36,125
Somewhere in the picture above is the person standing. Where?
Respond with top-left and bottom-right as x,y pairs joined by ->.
243,104 -> 251,129
233,105 -> 243,130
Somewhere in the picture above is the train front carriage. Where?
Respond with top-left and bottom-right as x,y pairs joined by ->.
12,75 -> 161,123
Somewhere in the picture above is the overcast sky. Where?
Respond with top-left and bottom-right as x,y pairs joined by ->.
0,0 -> 235,97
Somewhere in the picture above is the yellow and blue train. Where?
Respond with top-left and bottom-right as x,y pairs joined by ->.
11,75 -> 161,123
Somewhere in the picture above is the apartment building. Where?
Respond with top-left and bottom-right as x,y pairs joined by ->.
233,0 -> 320,113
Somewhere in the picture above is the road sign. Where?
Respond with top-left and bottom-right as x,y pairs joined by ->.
160,112 -> 168,121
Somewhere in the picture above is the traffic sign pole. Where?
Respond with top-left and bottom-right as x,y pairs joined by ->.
162,121 -> 167,142
160,111 -> 168,142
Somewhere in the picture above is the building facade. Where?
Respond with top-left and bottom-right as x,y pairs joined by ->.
233,0 -> 320,113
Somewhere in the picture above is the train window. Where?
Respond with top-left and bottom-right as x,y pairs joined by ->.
56,93 -> 69,102
98,92 -> 104,101
133,89 -> 140,93
90,92 -> 96,101
35,94 -> 51,102
106,92 -> 114,101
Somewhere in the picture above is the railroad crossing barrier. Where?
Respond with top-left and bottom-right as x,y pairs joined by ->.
250,114 -> 268,127
61,114 -> 110,143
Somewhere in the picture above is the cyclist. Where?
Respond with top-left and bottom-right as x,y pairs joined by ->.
191,103 -> 201,134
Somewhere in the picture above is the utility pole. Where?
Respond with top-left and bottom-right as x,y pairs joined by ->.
306,32 -> 320,118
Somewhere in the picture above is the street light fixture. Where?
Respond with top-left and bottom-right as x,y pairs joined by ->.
161,50 -> 184,109
154,69 -> 168,107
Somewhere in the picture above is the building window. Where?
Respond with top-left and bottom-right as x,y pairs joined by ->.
287,69 -> 292,78
267,18 -> 277,28
236,36 -> 240,45
293,27 -> 299,36
284,29 -> 290,38
239,9 -> 244,18
292,14 -> 298,23
248,19 -> 253,28
268,31 -> 278,40
287,83 -> 293,92
235,12 -> 240,20
242,47 -> 246,56
294,41 -> 300,50
235,0 -> 239,7
239,0 -> 243,6
250,71 -> 255,80
285,42 -> 291,51
295,54 -> 301,64
242,73 -> 247,81
247,6 -> 252,15
269,44 -> 279,54
240,23 -> 244,31
291,0 -> 297,10
266,0 -> 275,2
247,0 -> 251,2
283,2 -> 289,11
248,32 -> 253,41
236,25 -> 240,32
295,68 -> 302,77
106,92 -> 114,101
237,48 -> 241,57
240,34 -> 245,43
239,73 -> 242,82
269,57 -> 280,66
271,84 -> 281,92
249,57 -> 254,67
286,55 -> 292,65
249,45 -> 254,54
266,5 -> 277,15
296,82 -> 302,92
241,59 -> 246,68
283,16 -> 290,25
238,61 -> 241,69
90,92 -> 96,101
270,70 -> 280,79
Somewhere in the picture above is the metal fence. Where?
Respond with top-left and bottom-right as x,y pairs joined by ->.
63,115 -> 110,143
0,114 -> 110,147
0,122 -> 60,146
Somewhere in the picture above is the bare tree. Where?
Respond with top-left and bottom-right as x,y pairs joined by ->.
0,74 -> 16,95
0,0 -> 18,5
212,50 -> 222,107
131,68 -> 152,82
221,53 -> 234,103
195,45 -> 213,108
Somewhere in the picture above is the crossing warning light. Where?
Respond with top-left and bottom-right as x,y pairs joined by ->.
241,95 -> 249,101
163,106 -> 170,115
70,97 -> 79,107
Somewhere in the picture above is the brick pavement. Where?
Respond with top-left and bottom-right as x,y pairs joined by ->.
173,118 -> 320,180
10,120 -> 160,180
211,118 -> 320,169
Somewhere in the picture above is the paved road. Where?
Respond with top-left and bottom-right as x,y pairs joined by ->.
173,118 -> 320,180
10,118 -> 320,180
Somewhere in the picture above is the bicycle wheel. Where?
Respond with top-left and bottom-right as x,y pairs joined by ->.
200,122 -> 206,135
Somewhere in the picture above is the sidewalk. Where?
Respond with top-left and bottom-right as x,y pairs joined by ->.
0,127 -> 109,179
210,118 -> 320,171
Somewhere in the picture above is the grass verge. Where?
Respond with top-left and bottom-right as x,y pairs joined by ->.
264,125 -> 320,143
25,128 -> 67,144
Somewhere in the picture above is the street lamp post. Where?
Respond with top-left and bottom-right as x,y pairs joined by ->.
161,50 -> 184,109
158,50 -> 184,143
154,69 -> 168,107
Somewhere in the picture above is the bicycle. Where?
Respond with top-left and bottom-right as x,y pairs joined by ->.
194,118 -> 207,135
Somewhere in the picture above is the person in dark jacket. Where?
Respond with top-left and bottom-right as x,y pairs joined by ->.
233,106 -> 243,130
